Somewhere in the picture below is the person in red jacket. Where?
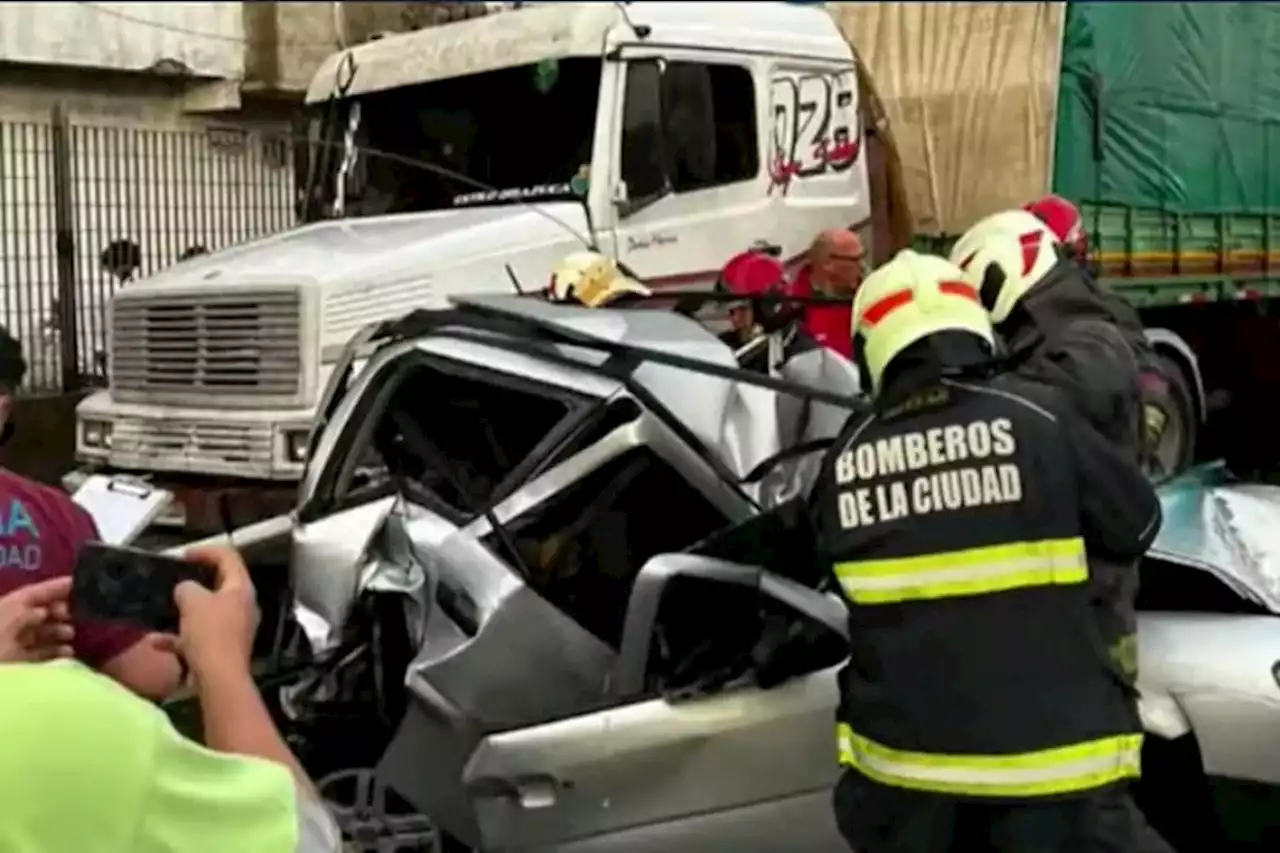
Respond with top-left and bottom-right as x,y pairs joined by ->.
795,229 -> 866,359
0,326 -> 183,701
715,247 -> 818,374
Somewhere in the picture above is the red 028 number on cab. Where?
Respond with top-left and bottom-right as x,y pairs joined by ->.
769,70 -> 862,193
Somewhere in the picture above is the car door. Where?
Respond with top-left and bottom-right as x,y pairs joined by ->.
461,558 -> 850,852
606,49 -> 774,289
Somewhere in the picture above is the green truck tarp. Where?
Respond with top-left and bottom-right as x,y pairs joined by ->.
1055,2 -> 1280,213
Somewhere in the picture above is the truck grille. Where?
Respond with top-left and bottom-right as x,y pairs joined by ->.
110,419 -> 276,476
111,289 -> 302,398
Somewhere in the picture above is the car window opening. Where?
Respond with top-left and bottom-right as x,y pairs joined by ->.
366,358 -> 576,512
485,447 -> 729,648
536,397 -> 645,474
646,575 -> 847,698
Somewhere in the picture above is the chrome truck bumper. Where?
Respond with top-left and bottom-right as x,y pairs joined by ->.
70,391 -> 313,532
75,391 -> 314,480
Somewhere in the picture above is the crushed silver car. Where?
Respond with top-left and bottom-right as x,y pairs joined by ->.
261,297 -> 1279,852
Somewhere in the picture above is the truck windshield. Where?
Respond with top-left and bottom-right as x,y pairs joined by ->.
301,58 -> 602,222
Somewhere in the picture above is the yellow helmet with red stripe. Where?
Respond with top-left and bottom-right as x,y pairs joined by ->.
851,250 -> 995,395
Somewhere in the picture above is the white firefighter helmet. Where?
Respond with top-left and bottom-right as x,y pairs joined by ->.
548,251 -> 651,308
948,209 -> 1061,324
851,249 -> 995,395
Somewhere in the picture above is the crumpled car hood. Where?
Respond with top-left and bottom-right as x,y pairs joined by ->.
1150,463 -> 1280,613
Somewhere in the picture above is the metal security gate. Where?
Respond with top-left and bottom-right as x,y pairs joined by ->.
0,106 -> 296,392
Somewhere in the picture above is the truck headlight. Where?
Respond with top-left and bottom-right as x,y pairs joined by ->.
81,420 -> 113,449
284,429 -> 310,463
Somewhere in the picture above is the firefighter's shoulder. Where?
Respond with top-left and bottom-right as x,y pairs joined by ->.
937,373 -> 1074,426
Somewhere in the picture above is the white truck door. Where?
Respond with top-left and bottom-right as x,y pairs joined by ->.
605,49 -> 774,291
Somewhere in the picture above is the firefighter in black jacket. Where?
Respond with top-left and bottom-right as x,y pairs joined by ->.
1021,195 -> 1176,476
815,250 -> 1167,852
949,209 -> 1150,687
949,208 -> 1145,461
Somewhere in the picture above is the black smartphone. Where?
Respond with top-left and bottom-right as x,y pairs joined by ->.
71,543 -> 216,633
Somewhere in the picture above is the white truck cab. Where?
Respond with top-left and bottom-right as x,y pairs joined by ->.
71,1 -> 878,532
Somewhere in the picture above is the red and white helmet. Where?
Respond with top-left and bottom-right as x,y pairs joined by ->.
948,209 -> 1061,324
1024,194 -> 1087,260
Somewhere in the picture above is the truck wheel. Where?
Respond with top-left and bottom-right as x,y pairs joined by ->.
1144,353 -> 1197,483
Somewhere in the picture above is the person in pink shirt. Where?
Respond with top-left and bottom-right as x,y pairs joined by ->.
0,326 -> 183,700
795,229 -> 866,360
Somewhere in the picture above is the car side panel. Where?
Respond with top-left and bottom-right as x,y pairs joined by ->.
548,791 -> 837,853
464,666 -> 845,852
1139,612 -> 1280,783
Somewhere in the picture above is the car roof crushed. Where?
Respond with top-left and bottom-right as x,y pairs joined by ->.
317,294 -> 867,491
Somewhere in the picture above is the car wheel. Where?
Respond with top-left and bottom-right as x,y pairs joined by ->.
1143,353 -> 1197,484
318,766 -> 442,853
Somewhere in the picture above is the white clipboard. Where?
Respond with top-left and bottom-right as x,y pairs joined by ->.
72,475 -> 175,546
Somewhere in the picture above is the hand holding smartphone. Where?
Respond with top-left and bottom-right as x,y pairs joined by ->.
71,543 -> 216,634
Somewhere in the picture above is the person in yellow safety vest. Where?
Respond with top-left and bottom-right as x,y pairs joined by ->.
547,250 -> 652,308
0,546 -> 342,853
808,250 -> 1170,852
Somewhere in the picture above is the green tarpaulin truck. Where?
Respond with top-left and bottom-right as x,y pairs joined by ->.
837,0 -> 1280,479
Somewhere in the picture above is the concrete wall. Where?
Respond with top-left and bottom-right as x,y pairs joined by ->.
0,2 -> 244,79
265,2 -> 497,94
253,2 -> 341,95
0,66 -> 282,126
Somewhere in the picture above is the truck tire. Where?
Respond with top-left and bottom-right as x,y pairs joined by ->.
1144,352 -> 1197,483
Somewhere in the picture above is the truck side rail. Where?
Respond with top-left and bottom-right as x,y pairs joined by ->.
914,202 -> 1280,308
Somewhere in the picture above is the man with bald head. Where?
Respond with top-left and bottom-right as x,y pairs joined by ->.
795,229 -> 866,359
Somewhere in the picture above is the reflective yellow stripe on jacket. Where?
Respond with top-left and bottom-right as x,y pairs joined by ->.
833,537 -> 1087,605
836,723 -> 1142,797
